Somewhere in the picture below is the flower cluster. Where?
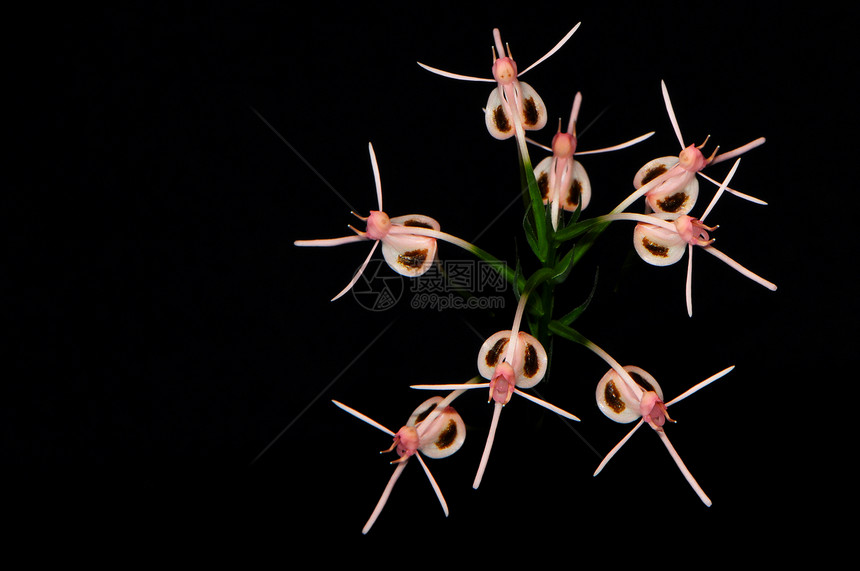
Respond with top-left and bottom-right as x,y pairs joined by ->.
295,23 -> 776,533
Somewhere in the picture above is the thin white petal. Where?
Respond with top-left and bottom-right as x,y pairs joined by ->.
416,61 -> 494,82
525,136 -> 553,153
576,131 -> 655,156
661,79 -> 686,149
513,388 -> 580,421
686,244 -> 694,317
710,137 -> 765,165
332,400 -> 395,436
700,158 -> 740,223
362,461 -> 408,534
567,91 -> 582,134
368,142 -> 383,211
331,240 -> 380,301
593,418 -> 644,476
702,246 -> 778,291
473,401 -> 503,490
666,365 -> 735,407
655,430 -> 712,507
519,22 -> 581,76
415,453 -> 449,517
697,171 -> 767,205
294,235 -> 367,247
411,383 -> 491,391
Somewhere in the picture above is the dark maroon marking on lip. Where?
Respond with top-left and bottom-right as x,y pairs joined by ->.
642,237 -> 669,257
398,249 -> 428,269
604,380 -> 625,413
485,337 -> 509,367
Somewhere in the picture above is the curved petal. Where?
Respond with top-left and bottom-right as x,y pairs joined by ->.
518,22 -> 580,76
633,157 -> 699,217
417,405 -> 466,459
595,369 -> 642,424
516,81 -> 547,132
576,131 -> 655,156
477,330 -> 511,381
380,233 -> 437,277
485,87 -> 516,140
331,240 -> 380,301
558,159 -> 591,213
367,142 -> 383,211
407,396 -> 443,428
595,365 -> 663,424
661,79 -> 686,150
534,155 -> 554,205
407,396 -> 466,459
633,156 -> 679,189
646,172 -> 698,217
331,400 -> 395,436
633,222 -> 687,266
593,418 -> 644,476
510,331 -> 547,389
389,214 -> 441,232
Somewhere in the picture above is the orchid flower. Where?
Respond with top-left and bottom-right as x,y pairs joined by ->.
529,92 -> 655,230
419,25 -> 578,143
295,142 -> 494,301
593,364 -> 735,506
332,391 -> 467,534
598,158 -> 777,316
411,288 -> 580,489
612,80 -> 766,218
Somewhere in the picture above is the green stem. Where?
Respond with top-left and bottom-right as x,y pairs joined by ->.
391,226 -> 524,291
516,124 -> 549,262
547,320 -> 645,399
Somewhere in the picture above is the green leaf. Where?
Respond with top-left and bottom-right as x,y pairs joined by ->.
558,268 -> 599,325
553,216 -> 606,243
522,206 -> 542,262
517,134 -> 548,262
547,320 -> 591,348
549,245 -> 576,285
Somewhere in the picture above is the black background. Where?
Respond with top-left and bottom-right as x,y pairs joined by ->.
5,1 -> 852,562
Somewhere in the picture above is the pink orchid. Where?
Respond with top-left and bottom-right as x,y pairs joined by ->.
332,393 -> 466,534
418,25 -> 580,170
601,158 -> 777,316
294,142 -> 443,301
594,364 -> 735,506
411,289 -> 579,489
613,80 -> 766,218
530,92 -> 654,230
